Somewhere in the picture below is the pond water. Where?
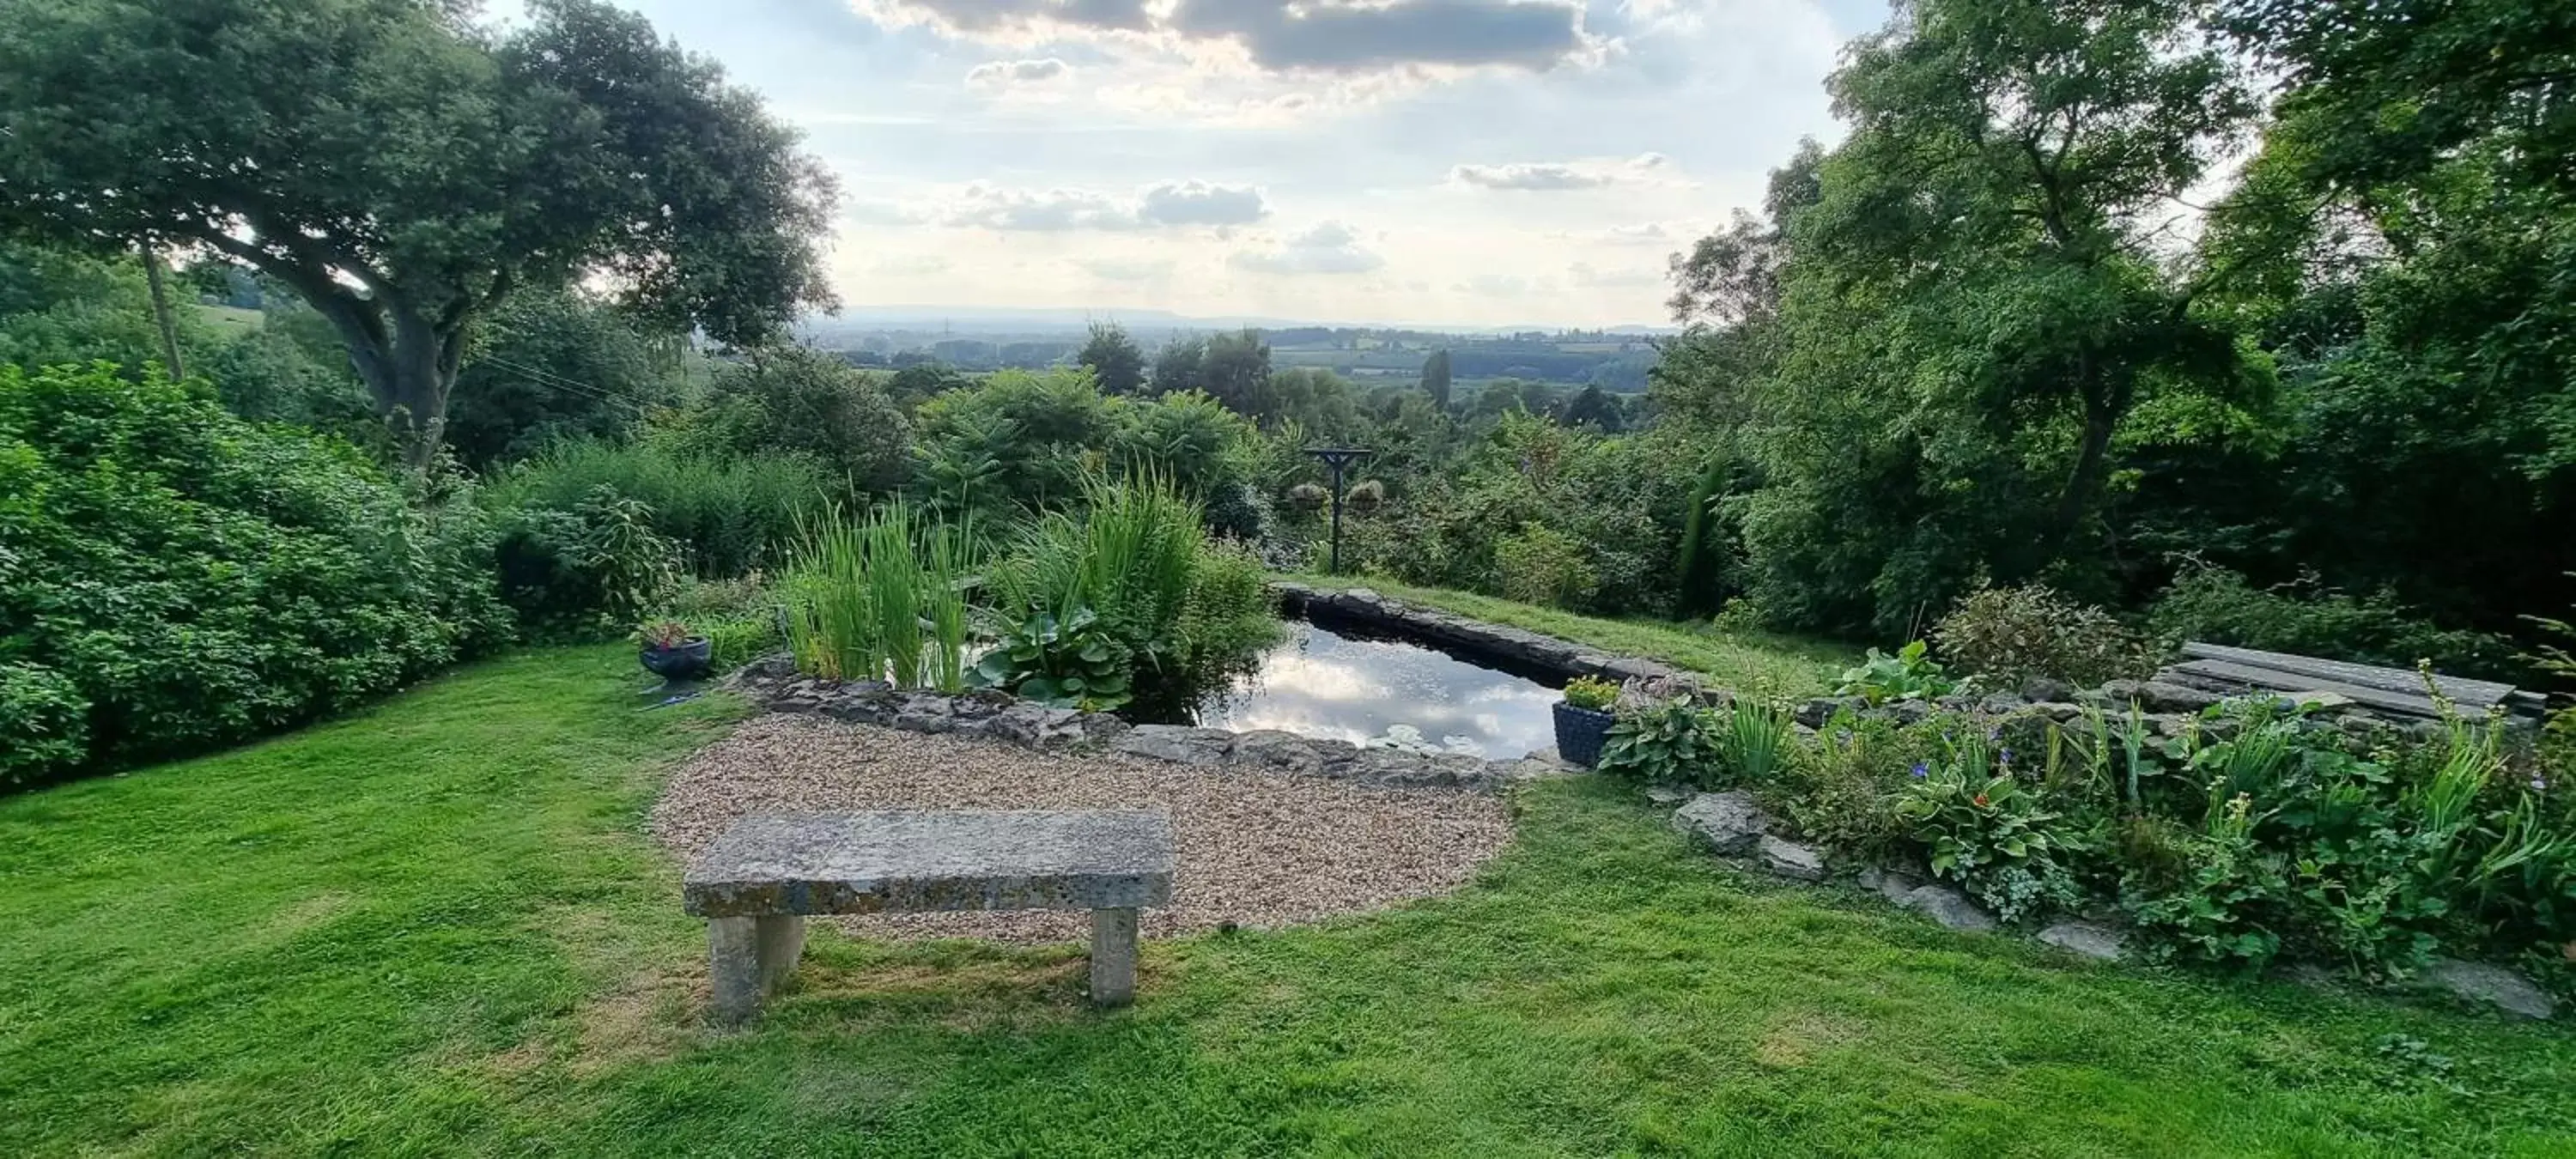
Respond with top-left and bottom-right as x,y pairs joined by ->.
1145,610 -> 1564,759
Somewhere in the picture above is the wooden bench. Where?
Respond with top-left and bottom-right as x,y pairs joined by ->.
2160,641 -> 2549,722
682,810 -> 1175,1024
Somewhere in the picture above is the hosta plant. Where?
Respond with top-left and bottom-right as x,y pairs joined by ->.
1598,699 -> 1726,787
970,605 -> 1135,710
1834,640 -> 1956,704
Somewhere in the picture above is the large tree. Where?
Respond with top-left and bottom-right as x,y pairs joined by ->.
1715,0 -> 2266,632
1078,321 -> 1146,395
0,0 -> 838,461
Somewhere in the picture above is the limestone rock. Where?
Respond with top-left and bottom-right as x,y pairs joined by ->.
1226,729 -> 1328,775
1115,725 -> 1236,766
2420,958 -> 2556,1020
1758,835 -> 1826,881
1898,883 -> 1998,933
2038,921 -> 2128,962
1671,790 -> 1770,858
1642,783 -> 1693,806
2102,678 -> 2222,714
1857,865 -> 1923,905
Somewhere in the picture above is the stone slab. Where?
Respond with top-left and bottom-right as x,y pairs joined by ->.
685,810 -> 1174,918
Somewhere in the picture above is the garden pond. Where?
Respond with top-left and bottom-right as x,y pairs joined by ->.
1133,608 -> 1567,759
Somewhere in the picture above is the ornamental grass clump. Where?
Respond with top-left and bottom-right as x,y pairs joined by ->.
782,499 -> 973,691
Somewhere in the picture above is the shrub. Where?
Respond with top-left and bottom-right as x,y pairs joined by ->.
2148,565 -> 2524,681
1932,584 -> 2155,689
1599,700 -> 1726,786
485,439 -> 828,579
492,485 -> 683,640
1833,640 -> 1955,703
0,362 -> 507,784
1783,713 -> 1920,859
1496,523 -> 1600,609
1891,731 -> 2087,924
1176,538 -> 1282,671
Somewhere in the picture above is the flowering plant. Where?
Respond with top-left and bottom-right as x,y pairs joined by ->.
1893,731 -> 2084,922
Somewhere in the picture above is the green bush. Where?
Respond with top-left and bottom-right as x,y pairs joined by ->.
485,439 -> 828,579
1599,700 -> 1726,786
0,362 -> 508,784
1832,640 -> 1955,704
1932,584 -> 2154,689
655,574 -> 788,673
2148,566 -> 2524,681
1496,523 -> 1600,609
492,486 -> 683,640
1892,731 -> 2087,924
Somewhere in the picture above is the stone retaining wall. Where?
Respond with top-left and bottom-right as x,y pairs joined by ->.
726,657 -> 1558,795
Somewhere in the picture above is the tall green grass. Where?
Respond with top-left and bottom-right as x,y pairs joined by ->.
992,474 -> 1204,666
487,438 -> 830,576
783,501 -> 974,690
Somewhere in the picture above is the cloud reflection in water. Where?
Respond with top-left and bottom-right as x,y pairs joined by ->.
1189,620 -> 1559,758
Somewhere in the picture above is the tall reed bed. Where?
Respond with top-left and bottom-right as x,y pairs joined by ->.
990,474 -> 1205,667
783,501 -> 975,690
488,438 -> 829,576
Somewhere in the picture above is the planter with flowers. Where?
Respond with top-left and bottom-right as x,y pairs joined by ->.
1552,675 -> 1622,768
638,619 -> 713,681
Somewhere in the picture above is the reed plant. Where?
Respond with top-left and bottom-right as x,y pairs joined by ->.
992,473 -> 1204,665
783,499 -> 975,689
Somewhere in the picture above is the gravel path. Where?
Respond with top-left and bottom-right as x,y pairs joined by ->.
650,714 -> 1518,944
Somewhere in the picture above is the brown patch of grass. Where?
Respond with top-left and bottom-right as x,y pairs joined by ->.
1754,1010 -> 1865,1069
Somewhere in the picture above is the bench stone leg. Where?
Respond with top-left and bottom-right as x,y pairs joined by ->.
708,914 -> 805,1025
756,914 -> 805,992
1090,907 -> 1139,1008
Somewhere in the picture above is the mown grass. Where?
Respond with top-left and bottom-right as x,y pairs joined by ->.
5,646 -> 2574,1156
1284,574 -> 1854,697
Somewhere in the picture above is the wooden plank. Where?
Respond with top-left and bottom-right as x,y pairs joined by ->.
2178,641 -> 2516,708
2163,658 -> 2451,719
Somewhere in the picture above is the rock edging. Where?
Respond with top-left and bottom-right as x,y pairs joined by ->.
725,656 -> 1559,795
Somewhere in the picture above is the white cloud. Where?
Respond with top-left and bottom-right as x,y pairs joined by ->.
1451,153 -> 1674,191
1078,257 -> 1178,281
945,184 -> 1139,230
1230,221 -> 1384,275
964,57 -> 1070,86
1567,261 -> 1662,288
938,180 -> 1267,231
1137,180 -> 1269,227
851,0 -> 1600,76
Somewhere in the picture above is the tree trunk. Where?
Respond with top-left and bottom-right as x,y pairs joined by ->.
307,294 -> 465,468
140,246 -> 185,382
2050,388 -> 2120,546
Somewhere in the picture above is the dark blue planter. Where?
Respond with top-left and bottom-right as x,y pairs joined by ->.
641,637 -> 713,680
1553,701 -> 1616,768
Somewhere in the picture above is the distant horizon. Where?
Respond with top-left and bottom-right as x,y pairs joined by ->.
802,304 -> 1683,337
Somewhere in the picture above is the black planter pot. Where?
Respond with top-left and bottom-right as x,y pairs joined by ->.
1552,701 -> 1616,768
641,636 -> 713,681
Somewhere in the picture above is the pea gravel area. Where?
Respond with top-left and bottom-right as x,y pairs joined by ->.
650,713 -> 1520,944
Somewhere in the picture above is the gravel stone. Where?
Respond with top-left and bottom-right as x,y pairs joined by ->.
653,714 -> 1516,944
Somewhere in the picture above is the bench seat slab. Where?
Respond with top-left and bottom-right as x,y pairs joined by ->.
684,810 -> 1176,918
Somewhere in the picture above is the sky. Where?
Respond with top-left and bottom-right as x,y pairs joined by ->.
556,0 -> 1895,328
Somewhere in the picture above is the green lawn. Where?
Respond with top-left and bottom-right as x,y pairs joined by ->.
5,646 -> 2573,1156
1285,574 -> 1854,697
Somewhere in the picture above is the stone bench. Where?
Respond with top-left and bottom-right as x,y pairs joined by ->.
682,810 -> 1174,1024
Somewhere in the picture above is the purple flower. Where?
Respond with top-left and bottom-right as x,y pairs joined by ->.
1999,748 -> 2014,766
1911,762 -> 1929,779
